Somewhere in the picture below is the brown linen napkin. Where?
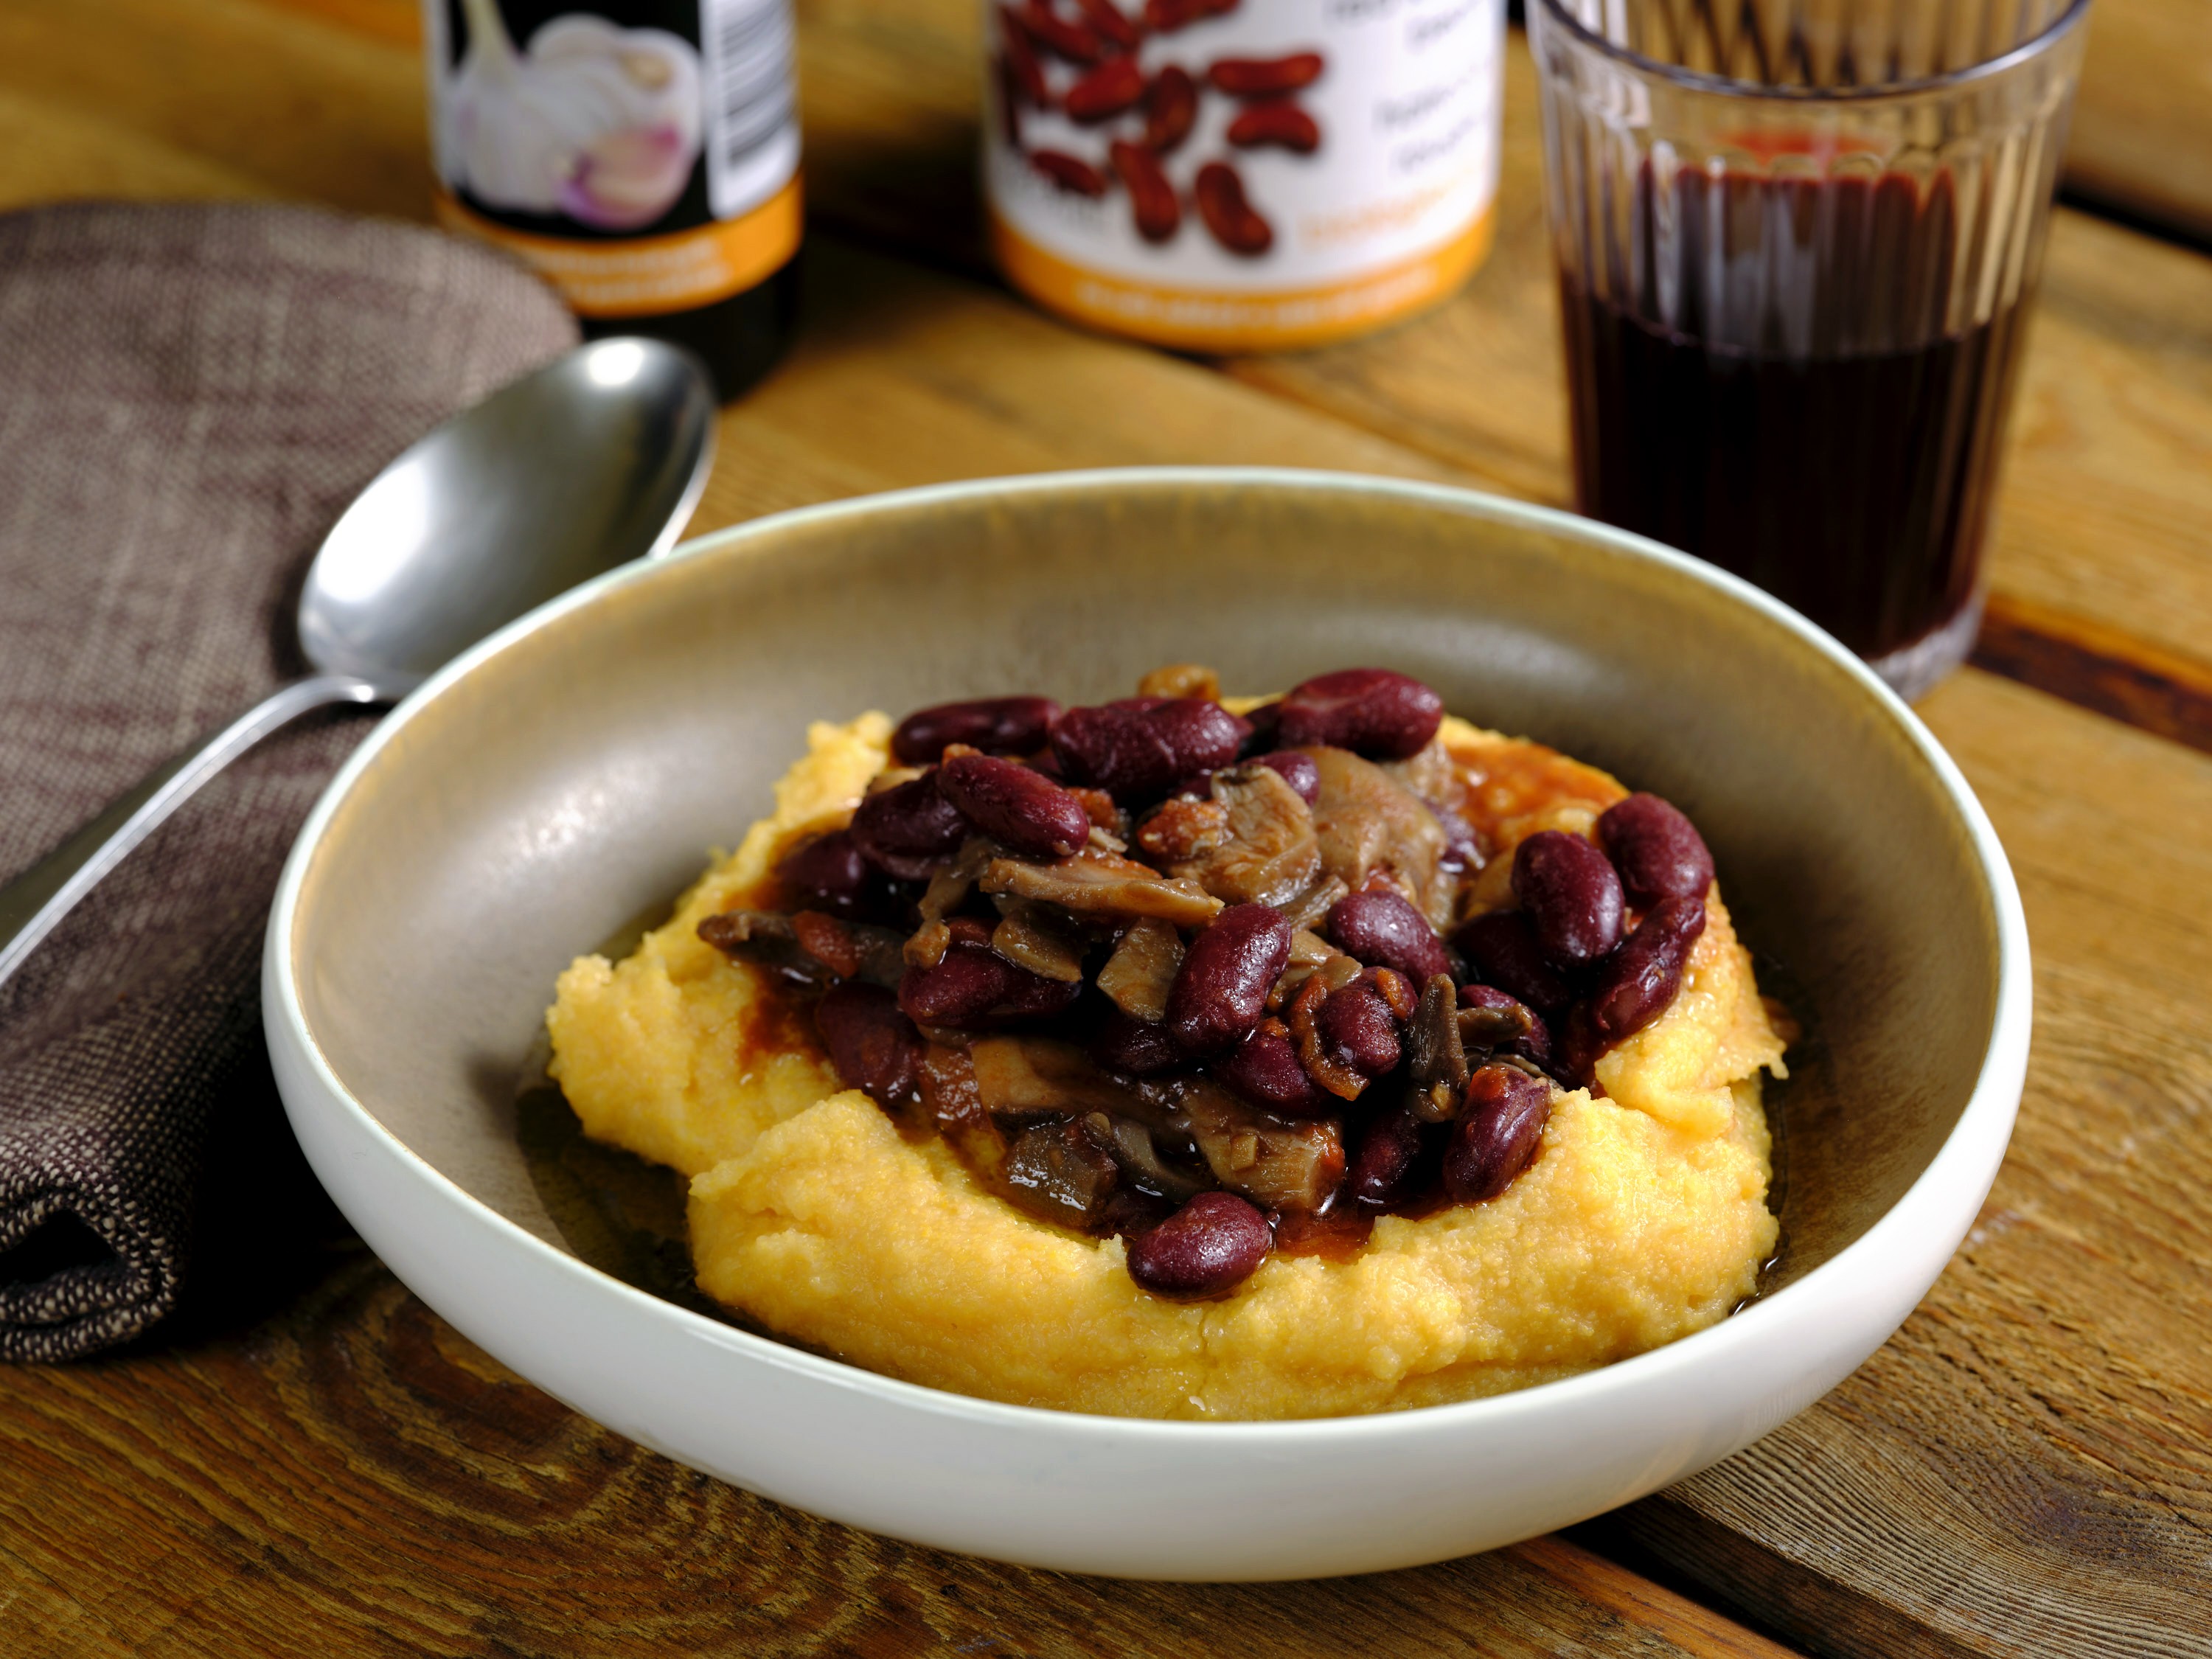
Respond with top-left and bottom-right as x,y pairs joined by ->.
0,201 -> 579,1361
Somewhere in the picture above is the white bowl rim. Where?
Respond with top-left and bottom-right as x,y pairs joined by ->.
265,465 -> 2031,1443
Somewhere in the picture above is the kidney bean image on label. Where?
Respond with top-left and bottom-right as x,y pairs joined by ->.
1031,150 -> 1107,195
1208,52 -> 1324,96
1144,64 -> 1199,153
1063,55 -> 1147,122
981,0 -> 1505,352
1194,162 -> 1273,256
1227,100 -> 1320,153
1111,141 -> 1182,243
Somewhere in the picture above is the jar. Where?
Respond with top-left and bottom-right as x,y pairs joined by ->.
982,0 -> 1503,352
422,0 -> 802,398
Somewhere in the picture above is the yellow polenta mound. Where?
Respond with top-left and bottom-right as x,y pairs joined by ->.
547,712 -> 1787,1420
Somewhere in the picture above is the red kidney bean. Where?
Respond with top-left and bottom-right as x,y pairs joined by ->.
849,773 -> 970,880
1226,100 -> 1320,153
1316,973 -> 1403,1079
1166,902 -> 1292,1056
1587,894 -> 1708,1043
899,939 -> 1080,1029
892,695 -> 1060,765
1063,55 -> 1146,121
1249,748 -> 1320,804
998,11 -> 1051,105
1126,1191 -> 1270,1298
1144,0 -> 1237,29
1015,0 -> 1102,62
1208,52 -> 1324,96
776,830 -> 877,919
815,981 -> 924,1109
1110,140 -> 1181,243
1144,65 -> 1198,153
1216,1021 -> 1334,1116
1442,1064 -> 1552,1203
1273,667 -> 1443,759
1452,910 -> 1576,1014
1512,830 -> 1624,968
1073,0 -> 1141,51
1051,698 -> 1250,801
1030,150 -> 1107,196
937,753 -> 1091,858
1597,793 -> 1715,907
1326,888 -> 1450,985
1347,1102 -> 1427,1209
1090,1006 -> 1183,1075
1194,161 -> 1273,256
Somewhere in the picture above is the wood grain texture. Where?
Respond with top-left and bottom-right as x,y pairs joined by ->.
1972,591 -> 2212,757
2065,0 -> 2212,243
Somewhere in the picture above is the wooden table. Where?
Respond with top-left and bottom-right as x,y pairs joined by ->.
4,1 -> 2208,1654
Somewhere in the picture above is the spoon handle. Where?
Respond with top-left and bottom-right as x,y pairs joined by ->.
0,675 -> 383,995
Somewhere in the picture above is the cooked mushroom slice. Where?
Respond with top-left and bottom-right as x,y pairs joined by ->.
906,836 -> 1002,967
782,911 -> 908,987
1096,916 -> 1186,1022
989,898 -> 1088,983
919,1043 -> 1008,1172
981,848 -> 1224,927
1286,955 -> 1369,1102
969,1035 -> 1152,1120
1276,872 -> 1351,935
1304,745 -> 1452,931
1269,928 -> 1346,1007
1097,1113 -> 1211,1202
699,910 -> 835,989
1405,975 -> 1470,1121
1170,763 -> 1322,908
1178,1079 -> 1346,1213
1379,734 -> 1458,806
1004,1117 -> 1121,1227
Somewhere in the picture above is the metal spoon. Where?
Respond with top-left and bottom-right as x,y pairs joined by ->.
0,335 -> 716,992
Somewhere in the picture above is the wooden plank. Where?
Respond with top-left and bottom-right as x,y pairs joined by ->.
0,0 -> 428,221
0,1263 -> 1807,1659
2066,0 -> 2212,243
1972,591 -> 2212,758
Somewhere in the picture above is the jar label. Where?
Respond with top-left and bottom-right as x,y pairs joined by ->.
983,0 -> 1503,349
422,0 -> 801,316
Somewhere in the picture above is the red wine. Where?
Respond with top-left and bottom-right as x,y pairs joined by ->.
1559,168 -> 2031,664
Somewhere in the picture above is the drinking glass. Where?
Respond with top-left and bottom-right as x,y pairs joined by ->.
1530,0 -> 2091,696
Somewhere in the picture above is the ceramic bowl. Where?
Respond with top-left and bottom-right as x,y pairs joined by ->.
264,469 -> 2028,1582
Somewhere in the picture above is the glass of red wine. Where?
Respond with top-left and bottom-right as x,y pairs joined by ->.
1529,0 -> 2090,697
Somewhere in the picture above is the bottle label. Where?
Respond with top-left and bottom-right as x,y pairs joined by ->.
983,0 -> 1502,350
423,0 -> 801,317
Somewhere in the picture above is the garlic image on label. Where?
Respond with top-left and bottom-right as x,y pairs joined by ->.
439,0 -> 704,232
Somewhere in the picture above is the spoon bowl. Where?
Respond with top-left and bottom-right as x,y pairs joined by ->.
302,337 -> 715,693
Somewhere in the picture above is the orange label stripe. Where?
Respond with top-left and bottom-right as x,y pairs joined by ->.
434,177 -> 803,319
990,205 -> 1495,353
